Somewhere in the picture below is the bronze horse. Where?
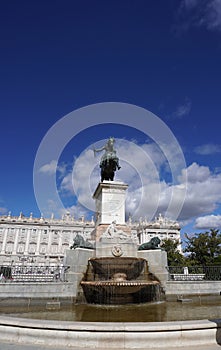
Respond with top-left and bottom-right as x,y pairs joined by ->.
93,137 -> 121,182
100,158 -> 118,182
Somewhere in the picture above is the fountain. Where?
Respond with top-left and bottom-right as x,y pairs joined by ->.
81,256 -> 162,304
70,177 -> 166,305
66,139 -> 167,305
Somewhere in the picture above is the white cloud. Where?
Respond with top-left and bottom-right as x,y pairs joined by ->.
60,149 -> 98,212
163,98 -> 192,120
195,214 -> 221,228
39,160 -> 57,175
203,0 -> 221,31
183,0 -> 200,10
60,173 -> 74,194
179,162 -> 210,183
39,160 -> 67,177
0,207 -> 7,215
177,163 -> 221,219
194,143 -> 221,155
59,204 -> 91,221
124,161 -> 221,221
40,199 -> 90,221
178,0 -> 221,32
173,98 -> 192,119
0,198 -> 8,215
125,161 -> 221,222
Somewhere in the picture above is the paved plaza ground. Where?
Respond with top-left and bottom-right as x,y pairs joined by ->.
0,342 -> 221,350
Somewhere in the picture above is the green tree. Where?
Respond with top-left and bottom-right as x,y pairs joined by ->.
184,229 -> 221,265
161,238 -> 185,266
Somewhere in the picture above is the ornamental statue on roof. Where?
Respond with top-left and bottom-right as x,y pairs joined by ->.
93,137 -> 121,182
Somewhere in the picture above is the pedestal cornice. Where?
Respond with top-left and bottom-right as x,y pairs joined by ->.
93,181 -> 128,199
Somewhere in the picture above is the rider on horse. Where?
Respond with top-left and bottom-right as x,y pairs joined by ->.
93,137 -> 121,181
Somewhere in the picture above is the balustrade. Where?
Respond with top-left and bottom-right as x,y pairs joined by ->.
0,265 -> 69,282
167,266 -> 221,281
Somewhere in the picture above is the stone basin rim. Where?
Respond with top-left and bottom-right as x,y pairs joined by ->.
0,315 -> 220,349
0,314 -> 220,331
81,280 -> 159,286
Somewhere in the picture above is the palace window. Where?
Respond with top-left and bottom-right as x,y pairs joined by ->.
40,243 -> 47,255
51,244 -> 58,254
5,242 -> 13,254
28,243 -> 36,255
17,244 -> 25,254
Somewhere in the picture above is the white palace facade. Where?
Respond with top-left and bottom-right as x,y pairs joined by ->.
136,214 -> 182,252
0,211 -> 181,266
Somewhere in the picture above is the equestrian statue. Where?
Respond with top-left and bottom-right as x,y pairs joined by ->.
93,137 -> 121,181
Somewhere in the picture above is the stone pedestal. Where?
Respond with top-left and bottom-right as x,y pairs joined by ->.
93,181 -> 128,226
96,235 -> 138,258
92,181 -> 139,258
138,249 -> 168,289
64,248 -> 94,301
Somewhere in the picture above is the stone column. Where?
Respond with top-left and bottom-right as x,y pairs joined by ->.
47,230 -> 52,257
1,228 -> 8,254
24,229 -> 31,255
58,231 -> 63,256
12,228 -> 19,255
35,229 -> 41,256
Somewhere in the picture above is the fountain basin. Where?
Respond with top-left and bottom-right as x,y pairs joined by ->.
88,257 -> 147,280
81,280 -> 160,304
81,257 -> 162,304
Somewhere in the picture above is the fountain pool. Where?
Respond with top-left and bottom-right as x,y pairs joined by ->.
1,295 -> 221,322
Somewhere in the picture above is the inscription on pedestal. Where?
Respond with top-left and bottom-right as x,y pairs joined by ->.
106,199 -> 121,211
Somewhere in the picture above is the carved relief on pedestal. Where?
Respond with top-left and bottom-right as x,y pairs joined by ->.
112,244 -> 123,257
101,221 -> 129,241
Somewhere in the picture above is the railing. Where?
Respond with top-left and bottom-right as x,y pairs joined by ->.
167,266 -> 221,281
0,265 -> 69,283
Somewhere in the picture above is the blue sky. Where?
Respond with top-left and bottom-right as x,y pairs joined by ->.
1,0 -> 221,240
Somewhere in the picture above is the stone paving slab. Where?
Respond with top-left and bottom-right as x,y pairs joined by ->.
0,343 -> 221,350
0,344 -> 66,350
